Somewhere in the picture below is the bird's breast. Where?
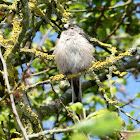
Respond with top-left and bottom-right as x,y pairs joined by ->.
54,34 -> 93,74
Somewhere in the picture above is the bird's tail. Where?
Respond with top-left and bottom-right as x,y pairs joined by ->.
71,76 -> 82,103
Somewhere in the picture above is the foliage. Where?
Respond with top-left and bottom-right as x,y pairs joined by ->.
0,0 -> 140,140
73,110 -> 122,137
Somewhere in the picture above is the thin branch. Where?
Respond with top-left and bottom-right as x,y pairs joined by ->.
121,130 -> 140,133
94,0 -> 111,34
0,48 -> 29,140
0,52 -> 34,104
50,82 -> 71,117
25,79 -> 51,91
38,27 -> 52,48
109,0 -> 132,9
103,1 -> 137,42
88,37 -> 111,54
25,128 -> 72,139
67,9 -> 95,13
115,105 -> 140,123
88,64 -> 140,123
115,95 -> 140,109
102,12 -> 127,42
31,67 -> 56,76
22,19 -> 44,48
37,88 -> 72,119
12,55 -> 34,92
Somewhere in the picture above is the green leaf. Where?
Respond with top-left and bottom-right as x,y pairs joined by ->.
70,102 -> 83,115
74,110 -> 122,136
97,27 -> 107,40
69,3 -> 86,10
130,110 -> 135,116
116,78 -> 127,85
135,93 -> 140,98
129,133 -> 140,140
126,124 -> 135,131
70,133 -> 89,140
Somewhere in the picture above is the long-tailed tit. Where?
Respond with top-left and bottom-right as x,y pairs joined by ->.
54,23 -> 94,103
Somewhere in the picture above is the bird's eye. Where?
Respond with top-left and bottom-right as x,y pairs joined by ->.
70,27 -> 74,29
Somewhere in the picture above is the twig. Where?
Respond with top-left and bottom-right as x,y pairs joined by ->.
22,19 -> 44,48
25,79 -> 51,91
91,68 -> 140,123
109,0 -> 132,9
67,9 -> 94,13
37,88 -> 72,119
121,130 -> 140,133
0,48 -> 29,140
115,105 -> 140,123
31,67 -> 56,76
116,96 -> 140,109
25,128 -> 72,139
88,37 -> 111,53
0,56 -> 34,103
103,1 -> 136,42
94,0 -> 111,34
102,12 -> 127,42
13,56 -> 34,91
50,82 -> 71,115
38,27 -> 52,48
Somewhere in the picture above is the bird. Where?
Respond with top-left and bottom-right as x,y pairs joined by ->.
53,23 -> 94,103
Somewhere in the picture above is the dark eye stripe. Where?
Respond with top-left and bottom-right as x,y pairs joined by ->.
69,24 -> 74,28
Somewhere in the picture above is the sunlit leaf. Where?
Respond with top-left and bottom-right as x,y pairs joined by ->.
129,133 -> 140,140
70,133 -> 89,140
74,110 -> 122,136
70,102 -> 83,115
